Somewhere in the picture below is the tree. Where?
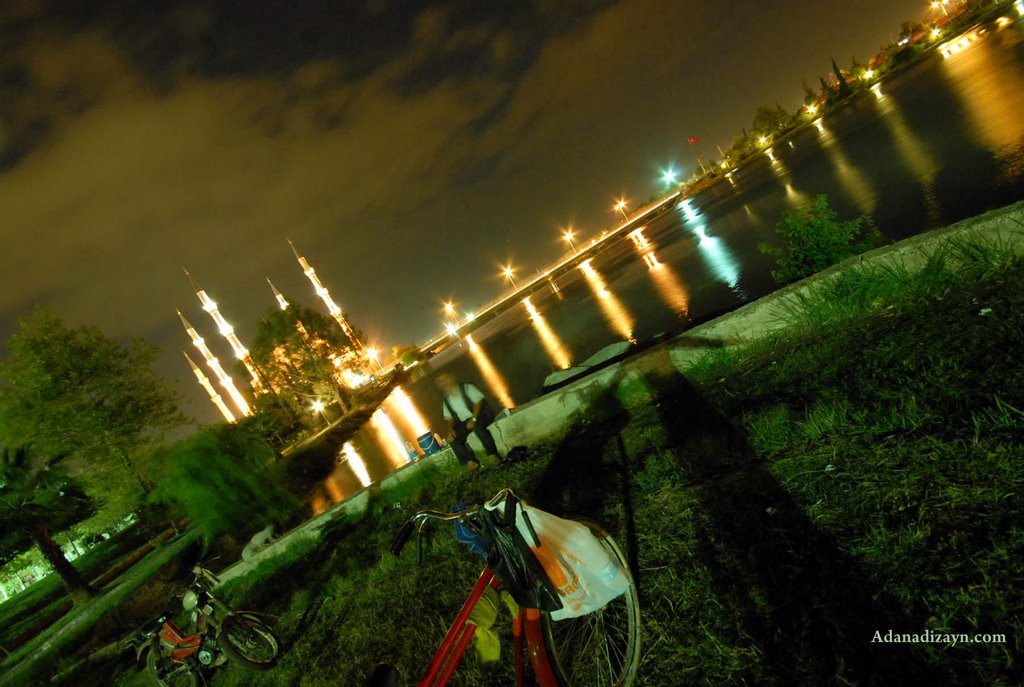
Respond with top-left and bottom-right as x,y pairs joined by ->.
760,194 -> 881,284
899,21 -> 927,40
0,446 -> 96,604
149,421 -> 299,544
801,79 -> 817,106
819,76 -> 836,104
752,104 -> 794,137
0,308 -> 184,522
831,58 -> 852,97
249,300 -> 358,427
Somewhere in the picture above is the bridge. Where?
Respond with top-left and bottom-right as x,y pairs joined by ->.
414,190 -> 683,361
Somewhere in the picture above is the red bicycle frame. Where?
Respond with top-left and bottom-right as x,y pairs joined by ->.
417,566 -> 560,687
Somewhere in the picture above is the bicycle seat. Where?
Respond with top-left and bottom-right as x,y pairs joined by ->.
365,663 -> 399,687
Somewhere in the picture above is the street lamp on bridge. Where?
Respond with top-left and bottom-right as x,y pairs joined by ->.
563,228 -> 577,255
502,264 -> 519,290
613,198 -> 628,220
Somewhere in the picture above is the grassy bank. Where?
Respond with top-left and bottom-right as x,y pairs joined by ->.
99,237 -> 1022,687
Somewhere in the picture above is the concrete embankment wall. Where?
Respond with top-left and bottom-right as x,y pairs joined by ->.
219,200 -> 1024,587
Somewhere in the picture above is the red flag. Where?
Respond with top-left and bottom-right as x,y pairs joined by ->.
688,136 -> 700,145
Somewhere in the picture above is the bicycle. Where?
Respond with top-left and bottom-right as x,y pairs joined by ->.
367,488 -> 641,687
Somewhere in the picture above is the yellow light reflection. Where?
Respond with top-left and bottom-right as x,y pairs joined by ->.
466,335 -> 516,409
646,255 -> 690,318
324,477 -> 344,504
370,408 -> 412,470
768,150 -> 791,180
522,298 -> 573,370
579,260 -> 636,343
939,28 -> 1024,152
815,120 -> 877,213
342,441 -> 372,487
627,227 -> 651,251
311,492 -> 328,517
784,182 -> 809,205
630,228 -> 690,318
387,387 -> 430,439
874,91 -> 939,223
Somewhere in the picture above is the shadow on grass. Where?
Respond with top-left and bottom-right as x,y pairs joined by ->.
527,393 -> 630,518
524,389 -> 644,603
652,375 -> 951,686
524,354 -> 955,684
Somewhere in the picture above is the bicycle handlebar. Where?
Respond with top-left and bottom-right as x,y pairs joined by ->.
390,520 -> 416,556
390,508 -> 476,556
390,488 -> 518,558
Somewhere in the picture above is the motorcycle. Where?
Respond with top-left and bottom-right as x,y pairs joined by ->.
129,563 -> 279,686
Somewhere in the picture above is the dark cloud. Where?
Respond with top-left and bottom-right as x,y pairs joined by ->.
0,0 -> 932,421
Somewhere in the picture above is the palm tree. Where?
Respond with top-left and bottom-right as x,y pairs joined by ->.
0,446 -> 96,604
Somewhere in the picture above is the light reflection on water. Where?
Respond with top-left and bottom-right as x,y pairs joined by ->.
370,408 -> 412,470
579,259 -> 637,343
783,182 -> 809,206
872,84 -> 941,223
523,297 -> 573,370
695,227 -> 744,297
815,120 -> 877,213
466,335 -> 516,409
341,442 -> 371,488
316,386 -> 431,515
939,23 -> 1024,152
677,204 -> 745,296
388,387 -> 430,440
629,228 -> 690,317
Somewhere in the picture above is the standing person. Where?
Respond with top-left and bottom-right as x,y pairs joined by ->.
437,372 -> 502,469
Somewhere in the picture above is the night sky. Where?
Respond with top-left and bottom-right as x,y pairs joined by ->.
1,0 -> 931,420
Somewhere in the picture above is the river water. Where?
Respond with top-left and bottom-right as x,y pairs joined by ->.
313,14 -> 1024,513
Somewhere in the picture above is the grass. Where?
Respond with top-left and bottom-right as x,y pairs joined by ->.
81,236 -> 1024,686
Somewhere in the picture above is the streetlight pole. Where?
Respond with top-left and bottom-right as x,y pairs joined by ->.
563,229 -> 577,255
311,400 -> 330,428
614,199 -> 628,220
503,265 -> 518,290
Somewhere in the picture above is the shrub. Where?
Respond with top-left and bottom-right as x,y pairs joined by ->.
149,424 -> 299,544
761,194 -> 881,284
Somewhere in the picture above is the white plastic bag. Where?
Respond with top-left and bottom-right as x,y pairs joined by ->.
515,504 -> 629,620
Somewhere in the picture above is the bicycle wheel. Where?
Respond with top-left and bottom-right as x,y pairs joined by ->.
219,614 -> 280,670
541,521 -> 641,687
146,649 -> 199,687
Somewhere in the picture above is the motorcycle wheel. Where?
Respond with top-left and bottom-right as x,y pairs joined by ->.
219,614 -> 280,670
145,649 -> 198,687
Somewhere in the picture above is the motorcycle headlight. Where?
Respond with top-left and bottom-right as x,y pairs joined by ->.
182,590 -> 199,611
